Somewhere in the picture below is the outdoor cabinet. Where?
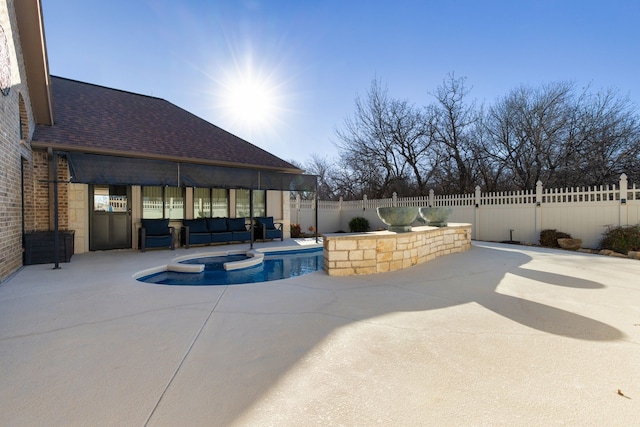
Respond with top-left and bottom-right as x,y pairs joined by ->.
23,231 -> 75,265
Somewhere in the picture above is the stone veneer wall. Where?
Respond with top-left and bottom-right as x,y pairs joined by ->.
323,224 -> 472,276
67,183 -> 88,254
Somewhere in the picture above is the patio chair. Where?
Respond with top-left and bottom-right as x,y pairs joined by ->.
254,216 -> 283,241
139,219 -> 175,252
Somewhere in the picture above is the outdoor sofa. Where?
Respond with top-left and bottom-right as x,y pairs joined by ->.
181,217 -> 251,248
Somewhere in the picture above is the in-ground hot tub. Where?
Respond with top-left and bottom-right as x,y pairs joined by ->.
134,246 -> 323,286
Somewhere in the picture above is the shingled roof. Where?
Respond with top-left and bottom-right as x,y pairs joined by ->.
32,76 -> 301,172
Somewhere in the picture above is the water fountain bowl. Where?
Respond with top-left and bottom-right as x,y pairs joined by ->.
419,207 -> 453,227
376,207 -> 419,232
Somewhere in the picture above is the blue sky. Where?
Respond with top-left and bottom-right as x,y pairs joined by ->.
42,0 -> 639,164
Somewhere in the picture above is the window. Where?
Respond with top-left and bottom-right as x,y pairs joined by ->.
235,189 -> 265,218
142,186 -> 163,218
193,188 -> 229,218
164,187 -> 184,219
93,185 -> 127,212
193,188 -> 210,218
142,186 -> 184,219
212,188 -> 229,217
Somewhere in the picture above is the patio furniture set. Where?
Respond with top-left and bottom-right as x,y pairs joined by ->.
138,216 -> 283,251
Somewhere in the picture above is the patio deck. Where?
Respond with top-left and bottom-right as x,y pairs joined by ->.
0,240 -> 638,425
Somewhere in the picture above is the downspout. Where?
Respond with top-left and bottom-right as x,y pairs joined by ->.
47,147 -> 55,229
52,150 -> 60,269
315,177 -> 319,243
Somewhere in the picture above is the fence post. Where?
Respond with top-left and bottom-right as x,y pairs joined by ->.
363,195 -> 367,211
474,186 -> 481,240
429,189 -> 435,207
619,173 -> 628,226
392,192 -> 397,207
535,180 -> 543,238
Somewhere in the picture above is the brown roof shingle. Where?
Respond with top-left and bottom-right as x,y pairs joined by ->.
32,77 -> 300,172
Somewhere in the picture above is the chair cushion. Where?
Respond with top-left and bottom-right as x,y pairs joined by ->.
188,233 -> 211,245
264,229 -> 282,239
183,219 -> 208,233
207,217 -> 228,233
211,232 -> 232,243
227,218 -> 247,232
142,219 -> 170,236
145,235 -> 172,248
256,216 -> 276,230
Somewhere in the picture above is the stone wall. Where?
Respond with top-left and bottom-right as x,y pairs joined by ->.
323,224 -> 472,276
68,183 -> 88,253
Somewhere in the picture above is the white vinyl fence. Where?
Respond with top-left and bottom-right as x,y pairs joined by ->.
291,174 -> 640,249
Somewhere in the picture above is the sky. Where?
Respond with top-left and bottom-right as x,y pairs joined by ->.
41,0 -> 640,165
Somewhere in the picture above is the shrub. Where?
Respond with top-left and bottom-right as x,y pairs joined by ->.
599,225 -> 640,254
290,223 -> 301,238
540,229 -> 572,248
349,217 -> 370,233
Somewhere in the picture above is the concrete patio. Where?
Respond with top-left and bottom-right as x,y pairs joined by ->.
0,240 -> 638,426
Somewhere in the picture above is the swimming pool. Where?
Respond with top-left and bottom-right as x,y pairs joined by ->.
137,247 -> 323,286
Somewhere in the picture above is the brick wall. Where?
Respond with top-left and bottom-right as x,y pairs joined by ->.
30,150 -> 69,231
0,0 -> 32,282
0,132 -> 24,281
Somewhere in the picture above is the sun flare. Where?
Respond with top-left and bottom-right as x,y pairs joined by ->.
226,76 -> 276,126
213,56 -> 287,138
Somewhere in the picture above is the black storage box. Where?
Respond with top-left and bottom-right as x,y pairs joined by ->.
24,231 -> 75,265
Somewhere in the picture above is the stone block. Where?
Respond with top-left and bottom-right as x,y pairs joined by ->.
351,259 -> 376,268
377,239 -> 396,252
363,249 -> 377,259
377,251 -> 393,262
327,250 -> 349,261
335,240 -> 358,251
355,266 -> 377,275
557,238 -> 582,251
377,262 -> 390,273
390,260 -> 403,271
357,239 -> 377,250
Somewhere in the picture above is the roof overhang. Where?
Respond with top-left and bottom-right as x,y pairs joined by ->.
59,151 -> 317,192
30,142 -> 304,174
14,0 -> 54,125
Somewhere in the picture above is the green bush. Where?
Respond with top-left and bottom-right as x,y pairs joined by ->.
348,217 -> 370,233
599,225 -> 640,254
540,229 -> 572,248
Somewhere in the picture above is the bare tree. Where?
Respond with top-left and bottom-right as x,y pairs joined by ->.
324,75 -> 640,199
335,78 -> 435,198
484,82 -> 574,189
562,87 -> 640,185
303,154 -> 341,200
429,73 -> 480,193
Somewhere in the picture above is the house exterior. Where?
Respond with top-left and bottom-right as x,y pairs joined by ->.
0,0 -> 54,281
0,0 -> 314,282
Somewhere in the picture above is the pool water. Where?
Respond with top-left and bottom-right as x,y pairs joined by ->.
139,248 -> 323,286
